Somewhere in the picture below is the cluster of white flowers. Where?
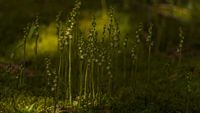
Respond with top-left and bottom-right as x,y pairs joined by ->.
146,23 -> 154,50
130,23 -> 143,64
57,1 -> 81,51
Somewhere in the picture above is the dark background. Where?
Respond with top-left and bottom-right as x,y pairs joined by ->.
0,0 -> 200,57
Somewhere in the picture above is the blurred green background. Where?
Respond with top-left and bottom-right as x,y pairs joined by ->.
0,0 -> 200,59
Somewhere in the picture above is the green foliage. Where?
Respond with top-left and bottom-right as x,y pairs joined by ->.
1,1 -> 200,113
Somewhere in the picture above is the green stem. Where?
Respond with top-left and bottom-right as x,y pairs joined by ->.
84,64 -> 89,98
68,39 -> 72,105
147,47 -> 151,83
53,86 -> 58,113
145,46 -> 151,106
35,34 -> 39,56
123,48 -> 126,80
64,49 -> 68,103
21,38 -> 26,87
109,75 -> 112,98
58,52 -> 62,97
97,65 -> 100,97
91,60 -> 95,100
132,59 -> 137,93
79,60 -> 83,106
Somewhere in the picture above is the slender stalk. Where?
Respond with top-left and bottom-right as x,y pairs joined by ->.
64,50 -> 69,104
147,47 -> 151,83
54,73 -> 59,113
91,60 -> 95,100
21,36 -> 26,87
44,58 -> 49,111
177,27 -> 184,66
146,47 -> 152,105
108,74 -> 112,98
96,65 -> 100,98
123,49 -> 126,80
68,38 -> 72,105
99,65 -> 104,104
144,23 -> 153,107
79,60 -> 83,106
24,34 -> 27,62
84,64 -> 89,98
34,34 -> 38,56
186,72 -> 192,113
131,58 -> 137,93
34,16 -> 39,56
53,84 -> 58,113
58,51 -> 63,87
145,43 -> 152,106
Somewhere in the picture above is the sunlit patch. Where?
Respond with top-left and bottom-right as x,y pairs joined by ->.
15,11 -> 131,58
16,23 -> 58,58
37,23 -> 58,54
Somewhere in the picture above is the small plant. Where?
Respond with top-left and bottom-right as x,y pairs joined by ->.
44,57 -> 59,113
67,0 -> 81,106
144,23 -> 153,107
130,23 -> 143,92
146,23 -> 153,82
34,16 -> 40,57
56,0 -> 81,106
77,33 -> 85,107
88,16 -> 98,101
